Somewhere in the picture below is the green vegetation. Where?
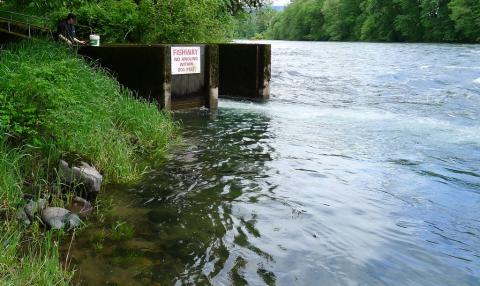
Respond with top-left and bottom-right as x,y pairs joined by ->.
234,7 -> 278,39
0,41 -> 177,181
0,40 -> 177,284
5,0 -> 268,43
0,143 -> 72,285
239,0 -> 480,42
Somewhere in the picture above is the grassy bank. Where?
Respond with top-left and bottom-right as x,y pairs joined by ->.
0,41 -> 178,284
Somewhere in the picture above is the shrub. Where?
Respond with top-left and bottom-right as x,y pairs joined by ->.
6,0 -> 236,43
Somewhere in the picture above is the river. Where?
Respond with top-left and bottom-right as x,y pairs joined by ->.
68,41 -> 480,286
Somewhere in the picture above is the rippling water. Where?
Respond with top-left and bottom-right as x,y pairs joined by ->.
69,41 -> 480,286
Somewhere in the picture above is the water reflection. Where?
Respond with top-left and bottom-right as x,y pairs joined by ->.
69,109 -> 276,285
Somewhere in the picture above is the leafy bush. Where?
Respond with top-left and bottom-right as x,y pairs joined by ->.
6,0 -> 237,43
234,7 -> 278,39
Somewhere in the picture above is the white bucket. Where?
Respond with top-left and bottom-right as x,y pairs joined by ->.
89,34 -> 100,47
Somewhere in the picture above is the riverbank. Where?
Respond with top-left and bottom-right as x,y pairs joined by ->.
0,41 -> 178,284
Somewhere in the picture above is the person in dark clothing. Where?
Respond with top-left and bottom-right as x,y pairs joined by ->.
56,13 -> 86,46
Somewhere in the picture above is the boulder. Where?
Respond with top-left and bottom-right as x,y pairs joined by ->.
16,208 -> 31,226
69,196 -> 94,218
41,207 -> 83,230
66,213 -> 83,229
58,160 -> 103,198
24,199 -> 47,220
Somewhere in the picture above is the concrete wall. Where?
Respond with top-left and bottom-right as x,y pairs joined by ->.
79,45 -> 171,108
218,44 -> 271,101
79,44 -> 219,111
171,45 -> 205,110
79,43 -> 270,110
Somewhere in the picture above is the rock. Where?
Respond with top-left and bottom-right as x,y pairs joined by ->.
58,160 -> 103,199
69,196 -> 94,218
24,199 -> 47,220
41,207 -> 83,230
16,208 -> 31,226
41,207 -> 69,229
66,213 -> 83,229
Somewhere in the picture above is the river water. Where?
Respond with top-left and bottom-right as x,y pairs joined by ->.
69,41 -> 480,286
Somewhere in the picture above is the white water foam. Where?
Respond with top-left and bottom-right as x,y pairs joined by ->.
220,99 -> 480,145
474,78 -> 480,85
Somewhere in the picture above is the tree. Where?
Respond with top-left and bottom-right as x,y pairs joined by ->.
226,0 -> 269,14
360,0 -> 400,41
449,0 -> 480,42
420,0 -> 456,41
322,0 -> 362,40
268,0 -> 327,40
235,6 -> 278,39
393,0 -> 423,41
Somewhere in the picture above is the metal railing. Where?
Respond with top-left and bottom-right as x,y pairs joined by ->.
0,10 -> 51,38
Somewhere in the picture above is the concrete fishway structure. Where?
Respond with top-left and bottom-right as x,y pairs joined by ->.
79,43 -> 271,110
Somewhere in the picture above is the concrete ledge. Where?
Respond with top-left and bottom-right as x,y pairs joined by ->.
206,44 -> 219,110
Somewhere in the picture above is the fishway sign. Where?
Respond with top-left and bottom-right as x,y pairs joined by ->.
171,46 -> 201,75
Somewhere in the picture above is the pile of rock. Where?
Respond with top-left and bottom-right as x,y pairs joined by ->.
16,199 -> 82,230
16,160 -> 102,230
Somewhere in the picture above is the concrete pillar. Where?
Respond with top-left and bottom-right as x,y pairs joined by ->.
162,46 -> 172,110
259,44 -> 271,101
205,44 -> 219,110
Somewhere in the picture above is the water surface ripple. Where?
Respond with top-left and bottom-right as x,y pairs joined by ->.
70,41 -> 480,286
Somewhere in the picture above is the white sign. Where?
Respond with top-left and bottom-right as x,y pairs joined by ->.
171,46 -> 201,75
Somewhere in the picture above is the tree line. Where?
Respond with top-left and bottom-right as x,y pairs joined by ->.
237,0 -> 480,43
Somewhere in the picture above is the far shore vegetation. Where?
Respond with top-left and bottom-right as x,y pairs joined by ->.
235,0 -> 480,43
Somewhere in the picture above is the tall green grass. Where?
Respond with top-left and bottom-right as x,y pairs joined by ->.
0,41 -> 178,284
0,142 -> 72,286
0,142 -> 23,210
0,41 -> 178,182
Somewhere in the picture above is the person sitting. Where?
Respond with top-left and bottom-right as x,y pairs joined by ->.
56,13 -> 86,46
